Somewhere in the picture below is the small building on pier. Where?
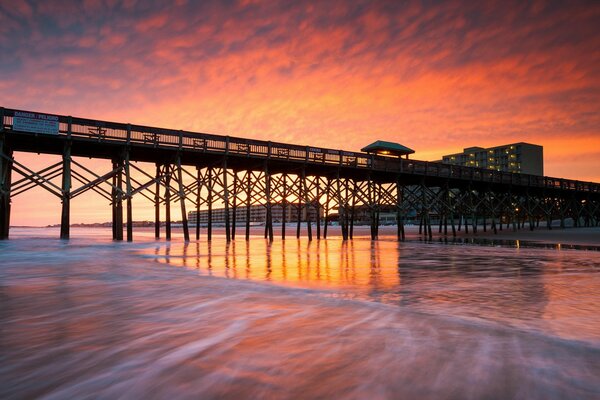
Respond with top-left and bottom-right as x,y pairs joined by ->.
361,140 -> 415,159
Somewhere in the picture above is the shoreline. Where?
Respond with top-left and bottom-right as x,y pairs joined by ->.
8,224 -> 600,247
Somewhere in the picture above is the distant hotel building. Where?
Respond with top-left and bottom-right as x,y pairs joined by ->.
188,203 -> 322,225
441,142 -> 543,175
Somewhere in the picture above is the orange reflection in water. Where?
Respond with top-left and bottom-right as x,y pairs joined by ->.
149,237 -> 401,291
145,235 -> 600,343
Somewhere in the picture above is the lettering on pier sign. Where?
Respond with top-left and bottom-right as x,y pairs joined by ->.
13,111 -> 59,135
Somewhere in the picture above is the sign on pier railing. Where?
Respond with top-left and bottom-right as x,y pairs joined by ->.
12,111 -> 59,135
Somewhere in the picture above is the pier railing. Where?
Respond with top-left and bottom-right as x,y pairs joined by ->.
1,107 -> 598,193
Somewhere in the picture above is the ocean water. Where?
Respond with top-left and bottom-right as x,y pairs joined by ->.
1,227 -> 599,399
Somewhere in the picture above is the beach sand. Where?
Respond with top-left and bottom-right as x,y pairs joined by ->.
373,224 -> 600,247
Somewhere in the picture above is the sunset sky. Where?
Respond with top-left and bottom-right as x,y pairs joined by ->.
1,0 -> 599,226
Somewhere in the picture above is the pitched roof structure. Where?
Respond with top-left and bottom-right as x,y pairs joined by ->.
361,140 -> 415,156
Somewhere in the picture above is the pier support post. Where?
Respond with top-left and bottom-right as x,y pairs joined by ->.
196,166 -> 201,240
344,179 -> 351,239
232,172 -> 237,241
223,160 -> 231,242
111,159 -> 122,240
396,180 -> 405,241
368,176 -> 376,240
60,142 -> 72,239
376,183 -> 381,238
450,190 -> 456,237
296,178 -> 302,239
282,174 -> 287,240
155,164 -> 161,239
0,133 -> 13,240
207,167 -> 212,241
315,178 -> 321,239
165,165 -> 172,240
349,181 -> 356,239
245,171 -> 251,240
125,150 -> 133,242
323,178 -> 330,239
418,182 -> 426,238
177,156 -> 190,242
337,174 -> 348,240
111,160 -> 117,239
303,168 -> 312,241
114,158 -> 124,240
265,164 -> 274,242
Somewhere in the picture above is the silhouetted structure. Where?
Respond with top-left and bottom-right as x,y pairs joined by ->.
1,107 -> 598,242
361,140 -> 414,159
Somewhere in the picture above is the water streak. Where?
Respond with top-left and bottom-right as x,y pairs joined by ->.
1,228 -> 599,399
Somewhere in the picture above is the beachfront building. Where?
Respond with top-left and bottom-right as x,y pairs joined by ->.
188,203 -> 323,225
441,142 -> 543,175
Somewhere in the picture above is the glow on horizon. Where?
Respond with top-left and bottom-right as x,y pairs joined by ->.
1,0 -> 599,226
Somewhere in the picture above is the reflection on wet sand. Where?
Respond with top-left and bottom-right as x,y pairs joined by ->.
152,238 -> 401,290
148,236 -> 600,342
1,230 -> 599,399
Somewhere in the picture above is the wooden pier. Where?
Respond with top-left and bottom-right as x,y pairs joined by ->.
1,106 -> 599,241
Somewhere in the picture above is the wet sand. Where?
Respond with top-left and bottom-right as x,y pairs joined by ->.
9,223 -> 600,247
390,225 -> 600,247
1,233 -> 599,399
268,224 -> 600,247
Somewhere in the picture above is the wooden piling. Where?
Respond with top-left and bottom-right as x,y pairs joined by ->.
315,179 -> 321,239
155,164 -> 161,239
125,150 -> 133,242
349,182 -> 356,239
165,165 -> 172,240
196,167 -> 201,240
232,172 -> 237,240
337,174 -> 347,240
245,171 -> 251,240
323,178 -> 330,239
115,158 -> 124,240
369,179 -> 377,240
344,179 -> 351,238
60,142 -> 71,239
303,168 -> 312,241
223,160 -> 231,242
282,174 -> 287,240
111,159 -> 118,240
177,156 -> 190,242
0,133 -> 13,240
296,177 -> 302,239
207,167 -> 212,241
397,181 -> 405,241
375,183 -> 381,239
266,170 -> 273,241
